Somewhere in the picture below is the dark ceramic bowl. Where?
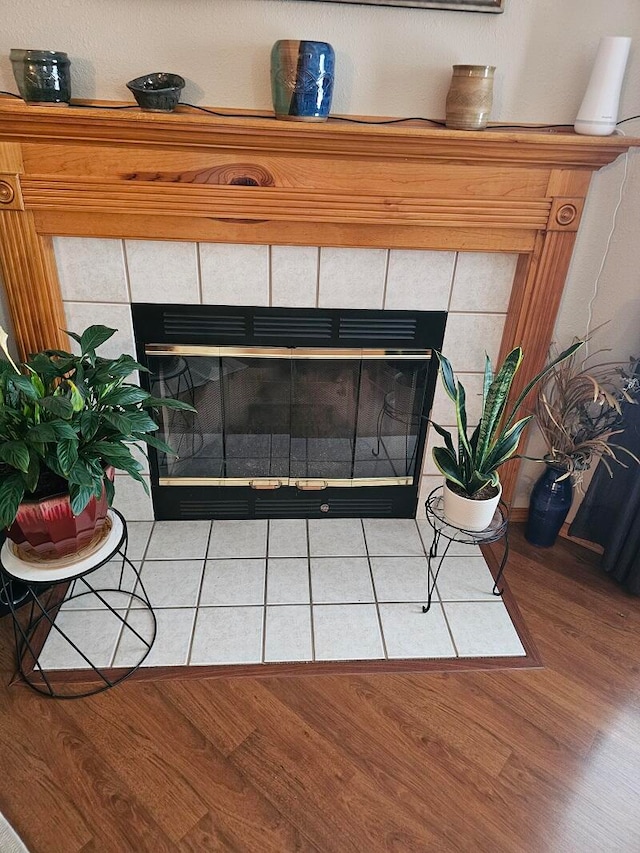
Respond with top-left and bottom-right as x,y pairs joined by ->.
126,72 -> 185,112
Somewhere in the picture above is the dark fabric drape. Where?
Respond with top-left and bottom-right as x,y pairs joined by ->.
569,398 -> 640,594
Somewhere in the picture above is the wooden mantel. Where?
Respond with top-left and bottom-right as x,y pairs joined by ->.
0,98 -> 636,503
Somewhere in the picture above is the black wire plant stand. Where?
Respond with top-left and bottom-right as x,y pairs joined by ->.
0,509 -> 156,699
371,367 -> 430,476
422,486 -> 510,613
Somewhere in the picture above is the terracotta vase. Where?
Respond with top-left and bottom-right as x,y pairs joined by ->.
6,468 -> 115,561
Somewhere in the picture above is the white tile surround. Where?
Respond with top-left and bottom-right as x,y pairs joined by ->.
54,239 -> 518,520
39,518 -> 526,670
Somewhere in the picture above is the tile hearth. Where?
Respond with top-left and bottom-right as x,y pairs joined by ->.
39,519 -> 527,671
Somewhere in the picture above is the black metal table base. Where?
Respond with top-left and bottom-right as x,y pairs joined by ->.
421,487 -> 510,614
0,510 -> 157,699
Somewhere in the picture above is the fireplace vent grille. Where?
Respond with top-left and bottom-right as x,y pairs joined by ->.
254,497 -> 395,518
162,311 -> 247,339
178,499 -> 251,518
132,305 -> 445,349
339,317 -> 417,341
253,315 -> 332,339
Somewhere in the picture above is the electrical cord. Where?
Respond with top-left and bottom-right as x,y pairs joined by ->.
179,101 -> 449,125
1,88 -> 640,128
326,114 -> 447,126
584,145 -> 630,359
161,102 -> 271,120
65,102 -> 138,110
616,114 -> 640,126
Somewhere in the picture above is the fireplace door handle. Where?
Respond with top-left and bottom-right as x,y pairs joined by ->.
295,480 -> 328,491
250,479 -> 283,490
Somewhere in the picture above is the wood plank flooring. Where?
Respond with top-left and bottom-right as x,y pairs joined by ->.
1,523 -> 640,852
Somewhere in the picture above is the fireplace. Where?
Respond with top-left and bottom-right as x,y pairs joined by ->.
133,304 -> 446,518
0,99 -> 634,517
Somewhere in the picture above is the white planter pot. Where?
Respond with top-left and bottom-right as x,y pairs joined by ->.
442,480 -> 502,532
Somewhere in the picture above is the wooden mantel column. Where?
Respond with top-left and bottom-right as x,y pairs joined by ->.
497,170 -> 591,502
0,98 -> 636,503
0,141 -> 67,360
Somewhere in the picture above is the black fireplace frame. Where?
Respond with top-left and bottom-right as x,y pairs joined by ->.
132,304 -> 446,519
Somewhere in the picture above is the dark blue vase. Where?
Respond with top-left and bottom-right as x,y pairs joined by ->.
525,464 -> 573,547
271,40 -> 335,122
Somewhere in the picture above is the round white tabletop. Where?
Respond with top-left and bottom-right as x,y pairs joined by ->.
1,510 -> 124,582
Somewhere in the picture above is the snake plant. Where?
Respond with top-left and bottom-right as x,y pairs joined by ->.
431,342 -> 583,497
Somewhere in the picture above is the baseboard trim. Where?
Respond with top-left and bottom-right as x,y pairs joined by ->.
559,524 -> 604,555
509,507 -> 528,523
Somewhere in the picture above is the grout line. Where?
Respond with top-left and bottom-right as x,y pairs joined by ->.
108,517 -> 157,665
414,518 -> 430,560
436,596 -> 506,605
185,520 -> 214,665
196,242 -> 204,304
138,520 -> 155,565
62,297 -> 133,307
445,310 -> 508,317
315,247 -> 321,308
420,517 -> 459,655
182,608 -> 198,667
121,239 -> 133,303
439,601 -> 461,658
64,298 -> 131,306
265,519 -> 272,560
63,599 -> 500,611
108,605 -> 139,668
261,523 -> 270,663
191,600 -> 460,608
381,248 -> 391,309
306,519 -> 316,661
413,518 -> 438,605
446,251 -> 459,313
268,245 -> 273,307
362,519 -> 388,660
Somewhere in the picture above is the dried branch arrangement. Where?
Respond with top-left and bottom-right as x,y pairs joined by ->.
534,339 -> 640,483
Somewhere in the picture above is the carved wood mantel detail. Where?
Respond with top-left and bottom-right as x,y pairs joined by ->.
0,98 -> 636,504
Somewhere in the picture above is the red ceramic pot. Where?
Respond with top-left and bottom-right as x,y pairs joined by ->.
6,467 -> 115,561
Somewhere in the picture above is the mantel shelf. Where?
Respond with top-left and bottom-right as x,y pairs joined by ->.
0,98 -> 637,168
0,97 -> 637,506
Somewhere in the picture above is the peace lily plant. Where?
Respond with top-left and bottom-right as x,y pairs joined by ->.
430,341 -> 583,531
0,324 -> 194,559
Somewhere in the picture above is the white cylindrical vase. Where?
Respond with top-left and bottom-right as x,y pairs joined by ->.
574,36 -> 631,136
442,480 -> 502,532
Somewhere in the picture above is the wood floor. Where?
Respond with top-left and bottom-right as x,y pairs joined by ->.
1,523 -> 639,852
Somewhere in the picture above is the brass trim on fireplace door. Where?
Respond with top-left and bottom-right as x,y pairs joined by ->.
146,345 -> 432,360
158,476 -> 413,487
295,480 -> 329,491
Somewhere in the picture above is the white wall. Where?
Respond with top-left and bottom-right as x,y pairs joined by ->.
2,0 -> 639,122
2,0 -> 640,511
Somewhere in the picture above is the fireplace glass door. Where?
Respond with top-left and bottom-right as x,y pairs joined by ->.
145,347 -> 431,489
